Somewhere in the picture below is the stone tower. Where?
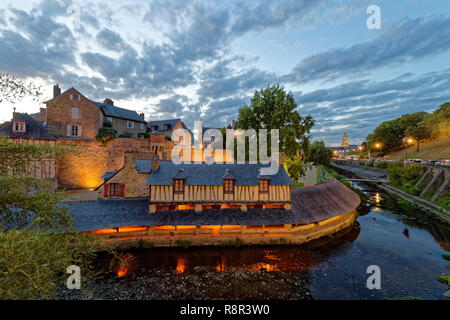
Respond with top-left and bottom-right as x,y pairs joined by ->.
342,132 -> 349,147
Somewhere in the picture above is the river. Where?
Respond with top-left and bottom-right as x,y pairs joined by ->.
65,178 -> 450,300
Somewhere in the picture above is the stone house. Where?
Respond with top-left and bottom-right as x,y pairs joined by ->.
43,84 -> 147,139
0,111 -> 57,186
97,151 -> 292,213
147,119 -> 190,141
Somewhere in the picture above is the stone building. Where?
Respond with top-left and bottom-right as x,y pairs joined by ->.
342,132 -> 349,147
43,84 -> 147,139
97,151 -> 292,213
0,111 -> 57,187
147,119 -> 190,140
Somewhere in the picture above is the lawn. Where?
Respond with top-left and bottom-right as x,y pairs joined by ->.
386,135 -> 450,160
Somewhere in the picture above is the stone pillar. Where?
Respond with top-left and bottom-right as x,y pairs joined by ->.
240,204 -> 248,212
284,203 -> 292,211
149,204 -> 156,213
195,204 -> 202,213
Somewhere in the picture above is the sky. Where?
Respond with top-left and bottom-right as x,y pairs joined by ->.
0,0 -> 449,146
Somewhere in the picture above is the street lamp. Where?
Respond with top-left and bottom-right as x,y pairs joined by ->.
375,143 -> 382,157
404,137 -> 414,160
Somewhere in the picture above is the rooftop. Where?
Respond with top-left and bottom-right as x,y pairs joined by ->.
0,113 -> 56,140
91,101 -> 146,123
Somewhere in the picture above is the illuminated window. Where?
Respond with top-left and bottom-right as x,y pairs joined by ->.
223,179 -> 234,194
109,183 -> 120,197
12,121 -> 25,132
259,179 -> 269,193
174,179 -> 184,194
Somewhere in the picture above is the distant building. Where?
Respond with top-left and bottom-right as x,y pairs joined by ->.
342,132 -> 349,147
329,132 -> 359,159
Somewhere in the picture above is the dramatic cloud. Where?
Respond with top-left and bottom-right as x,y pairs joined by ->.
288,16 -> 450,83
295,69 -> 450,145
0,0 -> 449,145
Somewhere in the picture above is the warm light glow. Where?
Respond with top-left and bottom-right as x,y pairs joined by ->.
263,204 -> 284,209
176,225 -> 197,230
407,138 -> 413,144
252,263 -> 279,272
176,257 -> 187,273
88,228 -> 117,234
154,225 -> 175,231
118,226 -> 147,233
374,193 -> 382,204
115,253 -> 133,277
177,205 -> 195,210
216,257 -> 226,272
375,143 -> 381,148
221,204 -> 241,209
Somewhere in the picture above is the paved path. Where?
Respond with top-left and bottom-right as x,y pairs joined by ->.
298,166 -> 317,186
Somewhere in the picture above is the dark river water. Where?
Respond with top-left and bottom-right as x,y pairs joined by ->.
88,180 -> 450,300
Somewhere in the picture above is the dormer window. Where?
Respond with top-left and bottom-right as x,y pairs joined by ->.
223,179 -> 234,194
13,121 -> 26,132
259,179 -> 269,193
164,124 -> 171,130
70,94 -> 79,101
173,179 -> 184,194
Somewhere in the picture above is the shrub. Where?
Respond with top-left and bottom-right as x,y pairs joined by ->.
375,161 -> 388,169
387,161 -> 426,191
96,127 -> 117,145
118,131 -> 133,138
365,160 -> 374,167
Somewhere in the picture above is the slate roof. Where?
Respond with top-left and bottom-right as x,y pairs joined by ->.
63,179 -> 360,231
0,113 -> 56,140
147,161 -> 292,186
101,171 -> 119,180
136,159 -> 152,173
147,119 -> 188,131
91,101 -> 146,123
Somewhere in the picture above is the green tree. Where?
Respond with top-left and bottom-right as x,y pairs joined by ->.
424,102 -> 450,137
308,141 -> 333,167
405,123 -> 431,151
237,84 -> 315,180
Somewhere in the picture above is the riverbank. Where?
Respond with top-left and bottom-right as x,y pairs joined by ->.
333,162 -> 450,223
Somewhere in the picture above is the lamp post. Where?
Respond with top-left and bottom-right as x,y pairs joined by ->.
404,138 -> 413,160
375,143 -> 382,158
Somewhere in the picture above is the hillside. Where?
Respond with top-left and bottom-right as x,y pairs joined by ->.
386,135 -> 450,160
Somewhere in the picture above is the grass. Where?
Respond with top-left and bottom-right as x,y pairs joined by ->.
292,182 -> 304,187
386,135 -> 450,160
438,276 -> 450,285
442,254 -> 450,261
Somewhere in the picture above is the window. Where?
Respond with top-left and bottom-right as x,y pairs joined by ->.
151,125 -> 157,131
164,124 -> 171,130
106,117 -> 112,123
140,123 -> 145,130
174,179 -> 184,194
127,121 -> 134,128
12,121 -> 25,132
223,179 -> 234,194
70,94 -> 79,101
109,183 -> 120,197
259,179 -> 269,193
162,152 -> 167,160
71,125 -> 78,136
72,107 -> 79,119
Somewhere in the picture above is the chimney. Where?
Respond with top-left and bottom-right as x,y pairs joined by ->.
232,119 -> 236,130
278,152 -> 285,167
53,84 -> 61,98
104,98 -> 114,105
124,151 -> 138,170
139,112 -> 145,120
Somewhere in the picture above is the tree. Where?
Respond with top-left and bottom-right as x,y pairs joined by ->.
308,141 -> 333,167
237,84 -> 315,180
0,75 -> 114,299
424,102 -> 450,137
0,73 -> 42,103
405,123 -> 431,151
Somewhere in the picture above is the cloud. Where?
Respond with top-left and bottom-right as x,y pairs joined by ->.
287,15 -> 450,83
295,70 -> 450,145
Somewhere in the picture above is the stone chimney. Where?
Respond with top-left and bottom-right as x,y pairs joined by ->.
232,119 -> 236,130
124,151 -> 138,170
278,152 -> 285,167
53,84 -> 61,98
104,98 -> 114,105
139,112 -> 145,120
